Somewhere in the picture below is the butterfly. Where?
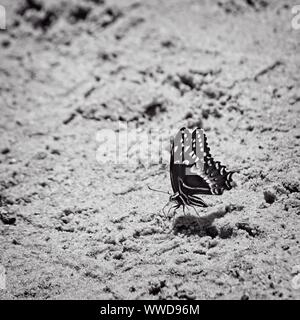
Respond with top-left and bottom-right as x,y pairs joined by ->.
150,127 -> 235,217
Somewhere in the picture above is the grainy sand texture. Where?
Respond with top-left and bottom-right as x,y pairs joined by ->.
0,0 -> 299,299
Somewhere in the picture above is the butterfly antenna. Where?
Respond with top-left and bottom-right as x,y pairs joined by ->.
147,185 -> 171,195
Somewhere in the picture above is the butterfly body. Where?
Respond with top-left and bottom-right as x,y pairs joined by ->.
168,127 -> 234,213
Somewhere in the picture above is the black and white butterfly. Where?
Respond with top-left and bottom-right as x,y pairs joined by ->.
153,127 -> 234,217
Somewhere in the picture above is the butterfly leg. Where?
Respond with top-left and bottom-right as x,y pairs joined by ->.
182,205 -> 191,216
190,204 -> 201,218
189,204 -> 205,230
177,178 -> 192,215
161,203 -> 178,230
167,204 -> 179,219
161,201 -> 171,219
168,204 -> 181,233
157,201 -> 174,230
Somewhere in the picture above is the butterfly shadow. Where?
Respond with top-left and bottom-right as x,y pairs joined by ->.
172,207 -> 227,237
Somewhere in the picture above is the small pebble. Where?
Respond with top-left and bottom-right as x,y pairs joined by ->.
263,190 -> 276,204
12,239 -> 20,245
184,111 -> 193,119
259,202 -> 268,209
113,252 -> 123,260
1,147 -> 10,155
193,248 -> 206,255
104,236 -> 117,245
208,239 -> 218,249
51,149 -> 61,155
1,39 -> 11,48
176,289 -> 196,300
34,151 -> 47,160
291,274 -> 300,290
291,265 -> 300,275
0,208 -> 16,225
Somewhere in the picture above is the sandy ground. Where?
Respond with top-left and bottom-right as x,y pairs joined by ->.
0,0 -> 299,300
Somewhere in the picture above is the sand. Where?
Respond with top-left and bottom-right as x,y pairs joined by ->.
0,0 -> 299,299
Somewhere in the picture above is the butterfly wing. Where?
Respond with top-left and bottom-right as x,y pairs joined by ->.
170,136 -> 185,194
169,137 -> 178,193
170,127 -> 234,200
170,127 -> 197,194
183,128 -> 234,195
